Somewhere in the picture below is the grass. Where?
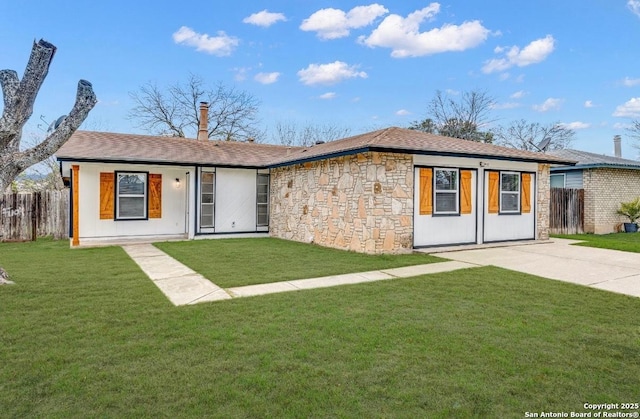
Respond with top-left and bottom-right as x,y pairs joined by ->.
154,237 -> 443,288
1,239 -> 639,417
554,232 -> 640,253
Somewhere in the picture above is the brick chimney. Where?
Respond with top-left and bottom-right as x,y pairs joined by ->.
197,102 -> 208,141
614,135 -> 622,158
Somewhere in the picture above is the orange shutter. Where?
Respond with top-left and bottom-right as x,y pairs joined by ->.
460,170 -> 472,214
419,168 -> 433,215
521,173 -> 531,213
148,174 -> 162,219
99,172 -> 114,219
488,171 -> 499,214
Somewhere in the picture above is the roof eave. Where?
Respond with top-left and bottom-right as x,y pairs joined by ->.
551,163 -> 640,171
269,145 -> 576,168
55,156 -> 268,169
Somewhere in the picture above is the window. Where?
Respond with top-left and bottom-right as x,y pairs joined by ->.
257,174 -> 269,226
500,172 -> 520,213
200,171 -> 215,228
550,173 -> 565,188
116,172 -> 147,219
434,168 -> 458,214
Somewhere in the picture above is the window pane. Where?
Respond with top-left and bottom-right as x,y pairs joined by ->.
119,197 -> 145,217
201,205 -> 213,216
435,170 -> 457,191
501,192 -> 519,211
257,184 -> 268,195
501,173 -> 519,192
257,205 -> 268,226
118,174 -> 145,195
202,172 -> 214,183
550,174 -> 564,188
435,193 -> 457,212
201,193 -> 214,204
201,183 -> 213,193
201,215 -> 213,227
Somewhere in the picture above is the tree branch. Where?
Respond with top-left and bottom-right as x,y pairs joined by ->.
14,79 -> 97,172
0,40 -> 57,152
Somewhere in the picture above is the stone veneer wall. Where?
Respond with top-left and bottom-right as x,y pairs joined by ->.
269,152 -> 414,254
583,167 -> 640,234
537,163 -> 551,240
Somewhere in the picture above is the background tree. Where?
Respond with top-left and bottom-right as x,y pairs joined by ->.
272,121 -> 351,147
627,120 -> 640,155
128,74 -> 262,141
494,119 -> 575,151
0,39 -> 96,282
409,89 -> 495,143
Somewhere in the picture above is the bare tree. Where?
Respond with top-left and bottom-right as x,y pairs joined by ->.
494,119 -> 575,151
410,89 -> 496,143
128,74 -> 262,141
272,121 -> 351,147
0,39 -> 96,282
627,120 -> 640,155
0,39 -> 96,193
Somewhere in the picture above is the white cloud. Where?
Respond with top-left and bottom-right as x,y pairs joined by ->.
629,0 -> 640,17
243,10 -> 286,27
559,121 -> 590,130
510,90 -> 527,99
622,77 -> 640,87
533,97 -> 562,112
359,4 -> 490,58
613,122 -> 632,130
482,35 -> 555,73
584,100 -> 595,108
395,109 -> 411,116
254,72 -> 280,84
319,92 -> 337,99
297,61 -> 368,86
613,97 -> 640,117
173,26 -> 239,56
300,4 -> 388,40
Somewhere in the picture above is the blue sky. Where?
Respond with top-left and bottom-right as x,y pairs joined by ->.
2,1 -> 640,157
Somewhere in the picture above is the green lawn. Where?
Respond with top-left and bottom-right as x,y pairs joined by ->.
554,232 -> 640,253
1,239 -> 639,417
154,237 -> 443,288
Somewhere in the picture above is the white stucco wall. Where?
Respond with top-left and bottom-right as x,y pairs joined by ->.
73,162 -> 192,241
413,155 -> 538,246
482,171 -> 536,242
213,168 -> 258,233
413,167 -> 477,247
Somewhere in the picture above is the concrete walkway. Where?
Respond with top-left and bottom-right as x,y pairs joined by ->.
122,243 -> 475,306
433,238 -> 640,298
123,238 -> 640,306
122,244 -> 232,305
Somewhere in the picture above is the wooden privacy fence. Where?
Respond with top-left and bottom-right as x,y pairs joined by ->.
549,188 -> 584,235
0,190 -> 69,241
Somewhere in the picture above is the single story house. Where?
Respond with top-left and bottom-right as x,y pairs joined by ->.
548,147 -> 640,234
56,126 -> 574,253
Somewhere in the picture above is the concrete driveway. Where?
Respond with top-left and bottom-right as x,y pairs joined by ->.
434,238 -> 640,298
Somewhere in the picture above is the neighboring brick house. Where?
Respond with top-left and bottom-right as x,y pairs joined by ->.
57,126 -> 573,253
548,149 -> 640,234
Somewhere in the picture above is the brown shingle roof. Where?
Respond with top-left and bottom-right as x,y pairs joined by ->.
278,127 -> 576,166
57,127 -> 576,167
56,131 -> 295,167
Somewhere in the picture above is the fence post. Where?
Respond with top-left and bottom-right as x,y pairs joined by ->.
31,192 -> 38,241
